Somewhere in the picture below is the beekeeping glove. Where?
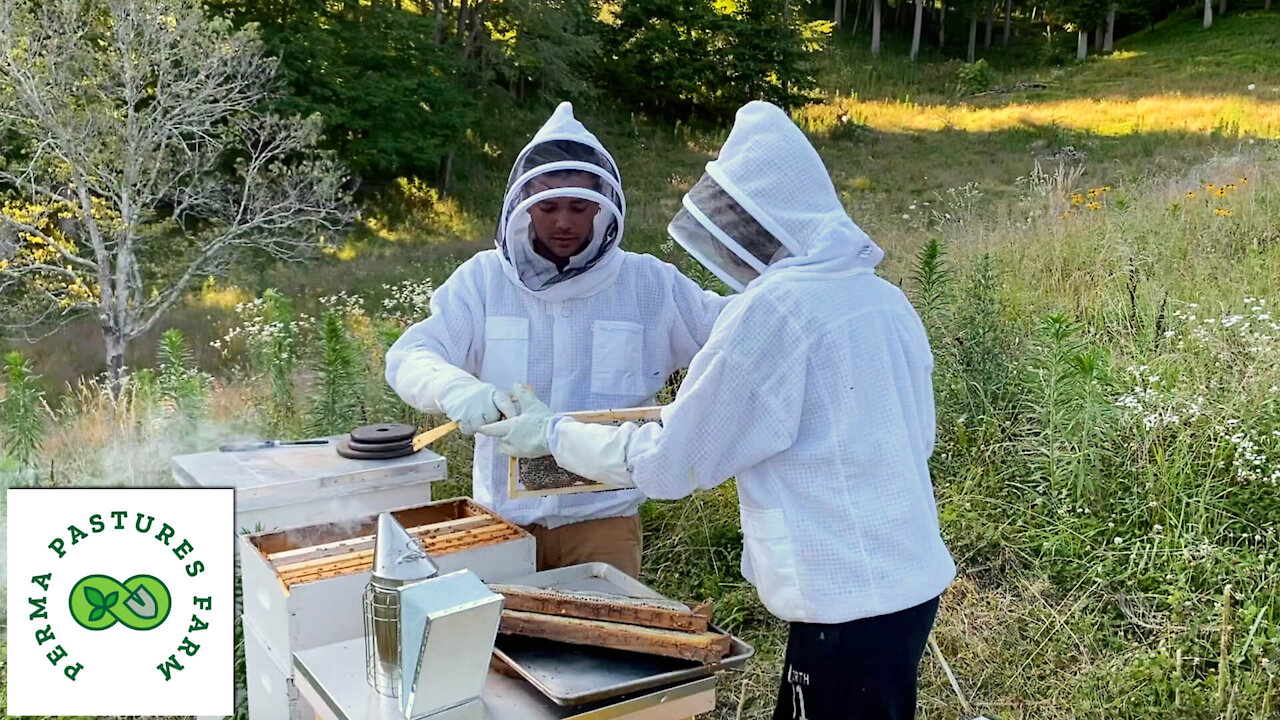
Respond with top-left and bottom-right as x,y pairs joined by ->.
546,417 -> 637,489
436,378 -> 519,435
476,384 -> 553,457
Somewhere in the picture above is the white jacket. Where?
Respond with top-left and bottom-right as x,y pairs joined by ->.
385,103 -> 728,528
549,102 -> 956,622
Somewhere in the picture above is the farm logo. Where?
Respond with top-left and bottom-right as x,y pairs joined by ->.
6,488 -> 234,717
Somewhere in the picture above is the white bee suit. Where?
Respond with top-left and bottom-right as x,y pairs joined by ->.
546,101 -> 956,623
385,102 -> 728,528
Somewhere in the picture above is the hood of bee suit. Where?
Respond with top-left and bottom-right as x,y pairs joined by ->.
666,101 -> 883,293
495,102 -> 626,301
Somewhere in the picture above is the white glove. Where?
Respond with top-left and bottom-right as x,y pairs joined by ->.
476,384 -> 552,457
549,417 -> 637,488
437,378 -> 519,435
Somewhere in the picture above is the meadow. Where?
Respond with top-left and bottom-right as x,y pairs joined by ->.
3,6 -> 1280,719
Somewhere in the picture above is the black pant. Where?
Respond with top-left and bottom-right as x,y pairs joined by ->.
772,596 -> 940,720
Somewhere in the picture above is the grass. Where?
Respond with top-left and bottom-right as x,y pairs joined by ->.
5,7 -> 1280,720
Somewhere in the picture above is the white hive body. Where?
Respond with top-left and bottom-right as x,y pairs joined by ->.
366,513 -> 439,697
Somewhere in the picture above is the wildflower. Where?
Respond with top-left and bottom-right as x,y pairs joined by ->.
1241,177 -> 1249,185
1215,208 -> 1233,217
1216,189 -> 1227,198
1086,201 -> 1102,211
1153,525 -> 1163,533
1206,183 -> 1216,191
1113,537 -> 1124,545
1070,193 -> 1084,206
1184,191 -> 1197,199
901,214 -> 910,220
1087,189 -> 1099,199
1248,84 -> 1256,91
1226,184 -> 1237,192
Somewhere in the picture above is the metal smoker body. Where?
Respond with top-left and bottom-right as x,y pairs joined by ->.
364,513 -> 504,719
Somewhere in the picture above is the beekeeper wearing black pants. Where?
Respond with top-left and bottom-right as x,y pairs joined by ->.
482,100 -> 956,719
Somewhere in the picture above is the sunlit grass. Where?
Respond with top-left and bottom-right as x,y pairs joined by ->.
802,94 -> 1280,137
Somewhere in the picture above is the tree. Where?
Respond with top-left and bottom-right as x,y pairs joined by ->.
911,0 -> 925,59
1003,0 -> 1013,43
985,0 -> 996,47
968,3 -> 979,60
1103,1 -> 1117,51
1203,0 -> 1212,27
0,0 -> 353,394
872,0 -> 883,55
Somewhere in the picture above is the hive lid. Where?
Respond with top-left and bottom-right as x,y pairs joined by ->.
372,513 -> 439,586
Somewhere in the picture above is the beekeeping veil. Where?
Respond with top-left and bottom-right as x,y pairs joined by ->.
668,101 -> 883,292
496,102 -> 626,300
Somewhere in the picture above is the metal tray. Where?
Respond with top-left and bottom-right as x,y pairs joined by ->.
491,562 -> 753,706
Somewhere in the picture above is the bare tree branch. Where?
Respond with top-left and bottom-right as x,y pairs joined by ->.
0,0 -> 354,391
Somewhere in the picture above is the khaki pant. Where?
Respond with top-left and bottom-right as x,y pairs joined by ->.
522,514 -> 643,578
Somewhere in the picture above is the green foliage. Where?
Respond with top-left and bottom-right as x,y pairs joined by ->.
212,1 -> 476,181
603,0 -> 830,119
0,351 -> 45,468
911,237 -> 951,330
308,310 -> 361,435
157,329 -> 211,421
955,58 -> 994,94
489,0 -> 602,102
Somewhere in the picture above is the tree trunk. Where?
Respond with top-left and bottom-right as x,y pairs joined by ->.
984,1 -> 995,48
1104,3 -> 1116,51
1077,28 -> 1088,59
1218,0 -> 1226,17
1003,0 -> 1012,43
440,151 -> 455,190
1203,0 -> 1212,27
104,328 -> 127,399
457,0 -> 468,41
872,0 -> 883,55
1094,24 -> 1103,50
853,0 -> 866,34
433,0 -> 444,44
896,0 -> 905,28
834,0 -> 844,30
939,0 -> 947,47
968,9 -> 978,60
911,0 -> 925,59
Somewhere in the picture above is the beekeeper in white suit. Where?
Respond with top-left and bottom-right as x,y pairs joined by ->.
480,101 -> 956,719
385,102 -> 727,578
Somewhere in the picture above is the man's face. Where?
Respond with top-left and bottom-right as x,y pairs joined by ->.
526,173 -> 601,258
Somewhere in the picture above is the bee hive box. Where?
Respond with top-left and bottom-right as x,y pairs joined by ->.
238,498 -> 534,679
507,407 -> 663,499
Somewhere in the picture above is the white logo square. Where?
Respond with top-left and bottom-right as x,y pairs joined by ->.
6,488 -> 234,716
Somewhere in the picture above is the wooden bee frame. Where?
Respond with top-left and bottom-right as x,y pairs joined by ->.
507,406 -> 664,499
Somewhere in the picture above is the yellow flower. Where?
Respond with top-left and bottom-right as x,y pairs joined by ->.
1103,185 -> 1113,192
1214,208 -> 1233,217
1225,184 -> 1237,192
1086,201 -> 1102,211
1087,189 -> 1099,199
1216,189 -> 1227,198
1205,183 -> 1216,191
1184,191 -> 1197,199
1070,193 -> 1084,206
1240,177 -> 1249,185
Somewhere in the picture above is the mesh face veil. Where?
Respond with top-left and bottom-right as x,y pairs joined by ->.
666,171 -> 794,292
498,139 -> 626,293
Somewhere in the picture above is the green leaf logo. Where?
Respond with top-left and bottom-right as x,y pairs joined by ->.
69,575 -> 170,631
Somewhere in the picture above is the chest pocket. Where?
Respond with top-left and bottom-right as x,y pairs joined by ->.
590,320 -> 647,396
479,316 -> 529,392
